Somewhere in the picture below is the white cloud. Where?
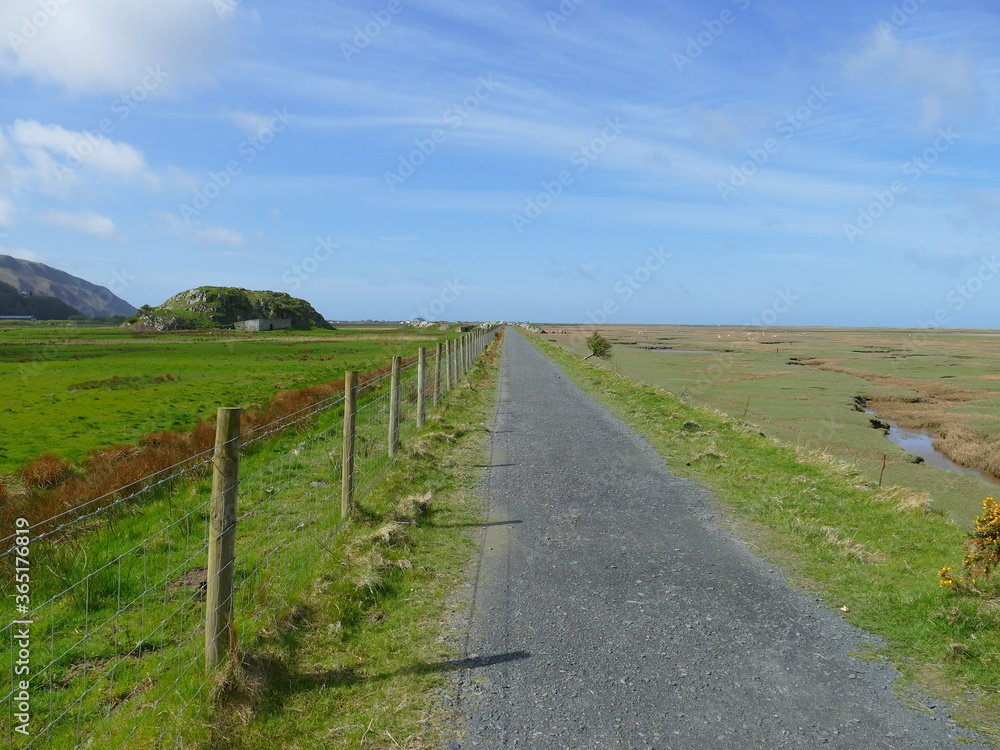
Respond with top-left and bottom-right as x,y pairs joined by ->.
11,120 -> 154,183
0,0 -> 236,94
42,209 -> 122,241
844,30 -> 981,133
160,213 -> 245,245
226,110 -> 277,137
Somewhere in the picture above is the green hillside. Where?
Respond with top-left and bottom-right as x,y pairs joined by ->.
126,286 -> 331,330
0,254 -> 136,317
0,280 -> 82,319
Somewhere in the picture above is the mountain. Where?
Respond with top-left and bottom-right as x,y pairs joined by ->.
127,286 -> 332,330
0,280 -> 82,319
0,255 -> 137,317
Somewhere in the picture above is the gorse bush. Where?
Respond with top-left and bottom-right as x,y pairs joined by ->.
939,496 -> 1000,593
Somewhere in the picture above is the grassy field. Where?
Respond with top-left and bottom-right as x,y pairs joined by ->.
0,325 -> 453,476
0,326 -> 499,749
543,325 -> 1000,526
526,331 -> 1000,744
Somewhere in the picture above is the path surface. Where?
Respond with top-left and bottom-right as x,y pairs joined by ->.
446,329 -> 991,749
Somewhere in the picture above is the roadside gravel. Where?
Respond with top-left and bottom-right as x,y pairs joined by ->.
443,329 -> 991,749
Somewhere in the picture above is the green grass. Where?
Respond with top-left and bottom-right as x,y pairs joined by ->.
544,325 -> 1000,526
527,331 -> 1000,744
205,333 -> 500,748
0,329 -> 499,749
0,326 -> 453,474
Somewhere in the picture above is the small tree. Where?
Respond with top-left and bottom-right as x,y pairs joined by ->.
585,331 -> 612,360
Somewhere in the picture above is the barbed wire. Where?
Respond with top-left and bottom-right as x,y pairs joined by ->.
0,329 -> 499,749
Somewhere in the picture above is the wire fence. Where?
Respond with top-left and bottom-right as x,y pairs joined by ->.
1,327 -> 498,749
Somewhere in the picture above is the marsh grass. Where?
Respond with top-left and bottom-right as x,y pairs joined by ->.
543,325 -> 1000,526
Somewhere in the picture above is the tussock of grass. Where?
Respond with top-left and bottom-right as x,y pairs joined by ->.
396,491 -> 434,521
525,331 -> 1000,744
874,486 -> 934,512
20,452 -> 73,488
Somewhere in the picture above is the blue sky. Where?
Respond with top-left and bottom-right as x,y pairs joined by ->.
1,0 -> 999,326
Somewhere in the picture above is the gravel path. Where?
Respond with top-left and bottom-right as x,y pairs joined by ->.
445,329 -> 991,749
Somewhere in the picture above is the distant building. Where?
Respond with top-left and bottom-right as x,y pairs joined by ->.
234,318 -> 292,331
0,315 -> 36,321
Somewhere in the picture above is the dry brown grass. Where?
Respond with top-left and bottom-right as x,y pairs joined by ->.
396,491 -> 433,521
20,454 -> 74,488
935,425 -> 1000,478
872,486 -> 933,512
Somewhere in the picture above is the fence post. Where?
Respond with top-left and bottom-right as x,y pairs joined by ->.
205,407 -> 241,671
417,347 -> 427,427
389,355 -> 401,456
341,371 -> 357,517
434,342 -> 443,407
446,339 -> 454,391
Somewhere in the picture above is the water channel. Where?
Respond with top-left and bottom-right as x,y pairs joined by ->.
865,409 -> 999,486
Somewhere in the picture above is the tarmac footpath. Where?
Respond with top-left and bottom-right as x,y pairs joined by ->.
445,328 -> 991,750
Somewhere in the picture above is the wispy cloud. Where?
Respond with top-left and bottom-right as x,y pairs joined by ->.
843,28 -> 981,134
42,210 -> 122,241
160,213 -> 245,246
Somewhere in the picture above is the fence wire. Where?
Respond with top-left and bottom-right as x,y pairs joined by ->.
1,328 -> 498,748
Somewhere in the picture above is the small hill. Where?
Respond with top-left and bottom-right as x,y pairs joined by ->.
0,280 -> 82,319
0,254 -> 137,317
127,286 -> 331,331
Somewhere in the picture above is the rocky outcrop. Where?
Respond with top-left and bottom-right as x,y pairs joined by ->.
127,286 -> 330,330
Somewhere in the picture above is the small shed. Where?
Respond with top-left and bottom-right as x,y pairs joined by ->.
234,318 -> 292,331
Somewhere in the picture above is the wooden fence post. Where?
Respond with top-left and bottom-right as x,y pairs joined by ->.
417,347 -> 427,426
434,342 -> 443,407
206,407 -> 241,671
389,355 -> 401,456
341,371 -> 357,518
446,339 -> 454,391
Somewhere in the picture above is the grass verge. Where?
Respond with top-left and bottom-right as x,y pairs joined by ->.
207,332 -> 502,749
525,331 -> 1000,744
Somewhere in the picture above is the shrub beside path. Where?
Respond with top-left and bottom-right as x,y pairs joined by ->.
445,329 -> 991,749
